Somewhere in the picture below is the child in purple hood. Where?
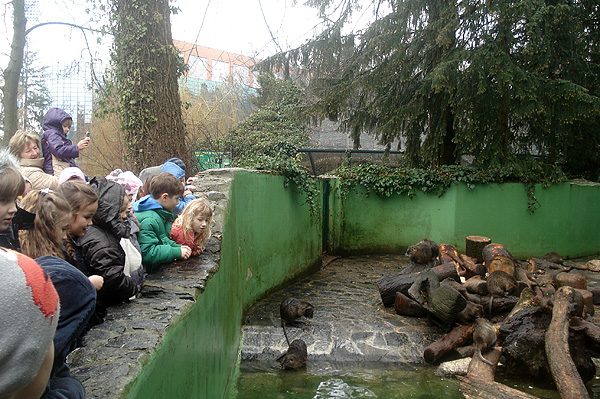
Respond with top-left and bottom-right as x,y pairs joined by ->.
41,108 -> 89,176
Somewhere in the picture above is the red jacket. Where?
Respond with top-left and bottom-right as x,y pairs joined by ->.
170,224 -> 203,256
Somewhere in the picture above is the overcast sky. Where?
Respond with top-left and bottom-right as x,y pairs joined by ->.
0,0 -> 379,68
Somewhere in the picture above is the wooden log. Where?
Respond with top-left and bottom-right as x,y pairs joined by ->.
554,271 -> 587,290
456,345 -> 476,358
424,323 -> 474,364
506,288 -> 538,320
394,292 -> 427,317
464,276 -> 489,296
545,286 -> 591,399
570,317 -> 600,355
377,262 -> 460,307
458,376 -> 541,399
465,236 -> 491,263
460,254 -> 487,277
484,295 -> 519,317
467,347 -> 501,382
487,256 -> 515,277
424,284 -> 467,327
439,243 -> 461,264
482,244 -> 517,273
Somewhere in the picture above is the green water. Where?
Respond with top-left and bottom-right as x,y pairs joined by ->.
234,361 -> 585,398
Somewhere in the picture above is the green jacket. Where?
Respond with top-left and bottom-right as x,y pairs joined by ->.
133,195 -> 181,272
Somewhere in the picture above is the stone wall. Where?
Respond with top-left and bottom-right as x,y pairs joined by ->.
67,169 -> 237,398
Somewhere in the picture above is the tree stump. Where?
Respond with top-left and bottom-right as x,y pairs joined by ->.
466,236 -> 491,263
545,286 -> 591,399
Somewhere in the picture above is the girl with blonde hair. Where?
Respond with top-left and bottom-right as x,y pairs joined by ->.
19,190 -> 72,259
170,197 -> 212,256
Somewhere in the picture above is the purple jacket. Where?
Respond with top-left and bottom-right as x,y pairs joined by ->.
41,108 -> 79,174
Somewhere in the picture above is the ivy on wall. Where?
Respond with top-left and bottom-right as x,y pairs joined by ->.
333,159 -> 567,214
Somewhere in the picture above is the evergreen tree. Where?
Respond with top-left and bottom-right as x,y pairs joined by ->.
260,0 -> 600,177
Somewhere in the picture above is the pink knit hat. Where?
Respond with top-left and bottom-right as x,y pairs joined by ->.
58,167 -> 86,186
0,249 -> 60,396
106,170 -> 143,197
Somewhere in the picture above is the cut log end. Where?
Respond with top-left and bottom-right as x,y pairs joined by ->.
466,236 -> 492,263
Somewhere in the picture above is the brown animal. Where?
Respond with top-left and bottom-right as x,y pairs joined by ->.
280,298 -> 314,345
473,318 -> 496,367
541,251 -> 563,265
280,298 -> 314,325
487,270 -> 517,317
406,238 -> 439,265
278,339 -> 308,370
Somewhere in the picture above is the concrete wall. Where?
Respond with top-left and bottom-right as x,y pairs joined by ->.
328,180 -> 600,258
125,170 -> 323,399
121,172 -> 598,399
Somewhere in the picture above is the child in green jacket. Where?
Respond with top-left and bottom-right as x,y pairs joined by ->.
133,172 -> 192,272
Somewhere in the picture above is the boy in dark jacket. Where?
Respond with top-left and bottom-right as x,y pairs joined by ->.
41,108 -> 89,176
133,172 -> 192,272
81,178 -> 145,321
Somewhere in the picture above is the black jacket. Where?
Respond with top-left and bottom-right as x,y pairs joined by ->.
81,177 -> 138,306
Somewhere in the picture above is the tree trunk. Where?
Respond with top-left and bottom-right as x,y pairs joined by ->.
2,0 -> 26,145
465,236 -> 491,263
112,0 -> 191,172
545,287 -> 591,399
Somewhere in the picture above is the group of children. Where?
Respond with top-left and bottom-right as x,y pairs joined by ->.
0,108 -> 214,398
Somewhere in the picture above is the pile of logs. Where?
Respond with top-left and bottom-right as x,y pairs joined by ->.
377,236 -> 600,398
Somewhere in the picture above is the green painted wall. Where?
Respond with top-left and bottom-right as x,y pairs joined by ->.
125,171 -> 323,399
123,172 -> 599,399
329,180 -> 600,258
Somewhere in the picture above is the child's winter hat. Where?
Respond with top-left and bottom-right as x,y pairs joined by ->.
161,161 -> 185,180
0,249 -> 60,396
106,170 -> 143,197
165,158 -> 186,172
58,166 -> 86,186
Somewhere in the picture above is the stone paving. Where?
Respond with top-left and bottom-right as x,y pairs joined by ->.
241,254 -> 444,364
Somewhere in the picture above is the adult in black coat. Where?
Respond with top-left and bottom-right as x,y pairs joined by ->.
81,177 -> 143,321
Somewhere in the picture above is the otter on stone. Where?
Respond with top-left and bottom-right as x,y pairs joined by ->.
280,298 -> 314,345
541,251 -> 564,265
486,270 -> 517,317
473,318 -> 496,367
277,339 -> 308,370
280,298 -> 314,326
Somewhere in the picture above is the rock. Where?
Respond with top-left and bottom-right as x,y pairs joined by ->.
435,357 -> 471,377
586,260 -> 600,272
